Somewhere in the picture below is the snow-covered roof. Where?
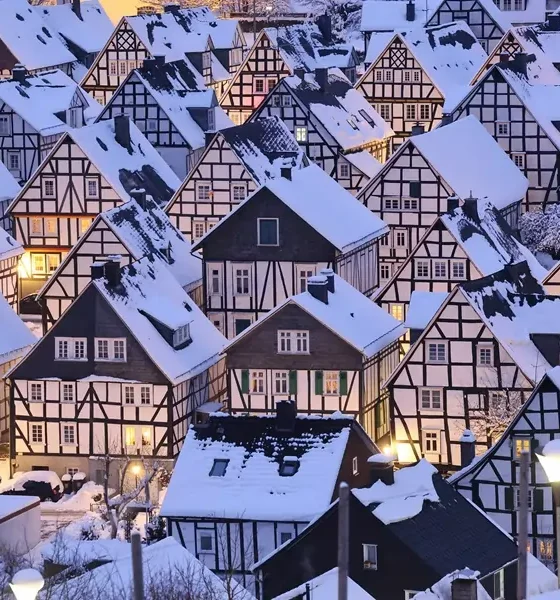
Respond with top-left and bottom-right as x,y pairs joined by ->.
194,163 -> 388,254
40,0 -> 113,55
407,116 -> 528,210
94,256 -> 225,384
284,68 -> 393,151
512,23 -> 560,82
404,291 -> 448,330
413,570 -> 492,600
0,0 -> 76,71
273,568 -> 375,600
0,161 -> 20,202
345,150 -> 382,179
504,0 -> 547,26
0,495 -> 39,522
0,224 -> 23,261
131,59 -> 233,150
361,0 -> 440,32
226,272 -> 404,359
0,69 -> 101,136
0,292 -> 35,363
160,412 -> 357,521
68,117 -> 180,206
49,537 -> 256,600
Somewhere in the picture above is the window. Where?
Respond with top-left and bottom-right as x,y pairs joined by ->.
395,231 -> 407,247
210,268 -> 221,294
409,181 -> 421,198
109,60 -> 117,75
140,386 -> 151,405
298,267 -> 314,293
96,339 -> 109,360
295,126 -> 307,142
80,218 -> 92,233
352,456 -> 359,475
196,182 -> 211,201
7,151 -> 20,172
251,370 -> 265,394
363,544 -> 378,570
405,592 -> 421,600
477,344 -> 493,366
235,267 -> 250,295
452,261 -> 465,279
30,218 -> 42,235
44,218 -> 57,237
209,459 -> 229,477
494,569 -> 505,600
267,78 -> 277,92
55,337 -> 87,361
378,104 -> 391,120
62,424 -> 76,445
274,371 -> 289,394
413,70 -> 421,83
47,254 -> 60,273
62,384 -> 74,403
384,70 -> 392,82
43,178 -> 55,197
32,253 -> 45,274
31,424 -> 43,444
380,264 -> 391,280
30,383 -> 43,403
433,261 -> 447,278
324,371 -> 339,395
86,178 -> 99,199
281,95 -> 292,107
419,104 -> 431,121
0,115 -> 11,135
173,324 -> 190,348
497,122 -> 510,136
513,436 -> 531,459
390,304 -> 404,321
280,531 -> 293,544
193,221 -> 206,239
125,426 -> 136,447
402,198 -> 419,210
384,197 -> 400,211
207,108 -> 215,131
405,104 -> 417,120
512,153 -> 525,169
124,386 -> 134,405
198,530 -> 215,554
375,70 -> 383,81
538,539 -> 554,563
254,77 -> 265,94
420,388 -> 442,410
95,338 -> 126,361
258,218 -> 279,246
427,342 -> 447,363
231,184 -> 246,203
272,94 -> 281,107
279,458 -> 299,476
119,61 -> 128,75
423,430 -> 440,454
141,427 -> 151,448
338,162 -> 350,178
278,330 -> 309,354
415,260 -> 430,278
404,70 -> 411,82
515,487 -> 533,511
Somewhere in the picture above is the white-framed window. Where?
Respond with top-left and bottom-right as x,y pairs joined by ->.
415,260 -> 430,279
267,78 -> 277,92
173,324 -> 190,348
119,60 -> 128,75
390,303 -> 404,321
383,70 -> 392,82
257,218 -> 279,246
109,60 -> 117,76
377,104 -> 391,120
30,218 -> 42,235
427,342 -> 447,363
197,529 -> 215,554
433,261 -> 447,278
422,429 -> 440,454
380,264 -> 391,280
338,162 -> 350,178
124,386 -> 135,405
62,423 -> 76,445
277,330 -> 309,354
68,107 -> 82,128
295,126 -> 307,142
477,343 -> 493,366
209,458 -> 229,477
7,150 -> 20,172
85,177 -> 99,199
62,383 -> 75,403
281,94 -> 292,107
403,70 -> 411,82
95,338 -> 127,362
231,184 -> 247,203
250,370 -> 265,394
374,69 -> 383,81
210,267 -> 221,295
234,266 -> 251,296
352,456 -> 359,475
402,198 -> 419,211
511,153 -> 525,169
515,487 -> 533,511
513,436 -> 531,459
494,569 -> 505,600
497,122 -> 510,136
44,218 -> 57,237
419,104 -> 431,121
363,544 -> 378,570
413,70 -> 421,82
193,221 -> 206,239
254,77 -> 266,94
196,182 -> 212,201
405,104 -> 417,121
324,371 -> 339,395
420,388 -> 442,410
31,423 -> 43,444
452,260 -> 465,279
395,230 -> 407,248
30,383 -> 43,403
0,115 -> 11,135
274,371 -> 289,394
55,337 -> 87,361
43,178 -> 55,197
140,386 -> 151,405
298,267 -> 315,293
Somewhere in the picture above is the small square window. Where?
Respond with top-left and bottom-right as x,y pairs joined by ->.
209,458 -> 229,477
420,388 -> 442,410
324,371 -> 340,395
193,221 -> 206,239
427,342 -> 447,363
279,458 -> 299,476
198,531 -> 215,553
231,184 -> 247,203
196,183 -> 212,201
251,370 -> 265,393
513,436 -> 531,459
363,544 -> 378,570
338,162 -> 350,178
390,304 -> 404,321
497,122 -> 510,136
415,260 -> 430,278
295,126 -> 307,142
478,344 -> 493,366
258,218 -> 279,246
512,153 -> 525,169
433,261 -> 447,278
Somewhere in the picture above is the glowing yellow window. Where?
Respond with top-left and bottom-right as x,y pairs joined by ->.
125,426 -> 136,447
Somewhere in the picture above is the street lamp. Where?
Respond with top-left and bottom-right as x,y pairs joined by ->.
10,569 -> 44,600
537,439 -> 560,585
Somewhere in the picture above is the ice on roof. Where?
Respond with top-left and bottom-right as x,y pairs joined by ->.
0,0 -> 76,71
273,568 -> 376,600
404,291 -> 448,330
0,69 -> 101,135
40,0 -> 113,55
69,117 -> 180,207
94,255 -> 224,384
160,413 -> 355,521
0,161 -> 20,202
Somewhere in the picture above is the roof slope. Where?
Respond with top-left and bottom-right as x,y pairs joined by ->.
94,256 -> 225,384
0,224 -> 23,260
361,0 -> 441,32
0,0 -> 76,70
0,161 -> 20,202
69,117 -> 180,206
160,413 -> 356,521
0,292 -> 36,362
509,24 -> 560,82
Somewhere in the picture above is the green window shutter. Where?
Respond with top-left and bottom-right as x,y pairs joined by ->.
340,372 -> 348,395
504,487 -> 514,510
241,370 -> 249,393
533,488 -> 544,512
289,371 -> 297,395
315,371 -> 324,395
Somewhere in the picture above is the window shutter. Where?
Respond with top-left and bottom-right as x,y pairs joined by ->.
241,370 -> 249,393
340,372 -> 348,395
289,371 -> 297,395
315,371 -> 324,395
533,488 -> 544,512
409,181 -> 421,198
504,487 -> 514,510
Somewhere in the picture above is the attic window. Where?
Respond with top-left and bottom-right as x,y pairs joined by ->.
173,323 -> 191,348
347,118 -> 358,130
279,457 -> 299,477
209,459 -> 229,477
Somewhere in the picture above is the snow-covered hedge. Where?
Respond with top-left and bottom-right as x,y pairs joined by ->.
520,205 -> 560,258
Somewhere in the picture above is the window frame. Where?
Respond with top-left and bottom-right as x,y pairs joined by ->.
513,435 -> 531,460
94,338 -> 127,362
30,423 -> 44,444
511,152 -> 526,169
274,370 -> 289,395
55,337 -> 87,361
196,182 -> 212,202
231,183 -> 247,203
426,341 -> 447,364
62,423 -> 76,446
197,528 -> 215,554
294,126 -> 308,142
250,370 -> 265,394
0,114 -> 11,136
7,150 -> 20,172
234,265 -> 251,296
338,161 -> 350,179
42,177 -> 56,198
477,343 -> 494,367
451,260 -> 466,280
277,330 -> 309,355
422,429 -> 440,455
433,260 -> 447,279
362,544 -> 378,570
419,388 -> 443,411
85,176 -> 100,199
497,122 -> 510,137
29,382 -> 43,403
257,218 -> 279,247
323,371 -> 340,396
415,259 -> 430,279
62,383 -> 75,403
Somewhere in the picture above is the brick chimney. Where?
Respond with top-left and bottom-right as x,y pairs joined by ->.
368,453 -> 395,486
114,114 -> 131,150
451,576 -> 477,600
307,275 -> 328,304
460,430 -> 476,469
12,65 -> 27,84
406,0 -> 415,21
104,256 -> 122,288
320,268 -> 335,293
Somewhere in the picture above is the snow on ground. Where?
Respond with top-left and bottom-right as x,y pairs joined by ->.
40,482 -> 103,512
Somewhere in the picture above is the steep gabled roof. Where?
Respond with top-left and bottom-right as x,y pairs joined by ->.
0,160 -> 20,203
0,69 -> 101,135
361,0 -> 440,33
0,0 -> 76,71
428,0 -> 512,32
273,568 -> 375,600
0,292 -> 36,363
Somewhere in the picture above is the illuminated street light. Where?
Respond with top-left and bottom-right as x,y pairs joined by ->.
10,569 -> 44,600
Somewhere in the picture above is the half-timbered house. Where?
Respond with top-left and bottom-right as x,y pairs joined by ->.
161,406 -> 378,596
97,58 -> 233,179
191,163 -> 388,338
7,115 -> 180,298
0,158 -> 20,232
8,255 -> 227,484
165,116 -> 306,241
249,68 -> 391,195
375,200 -> 546,323
358,116 -> 529,287
0,68 -> 101,184
0,293 -> 35,442
223,271 -> 403,439
219,20 -> 358,125
0,0 -> 76,79
0,225 -> 23,310
384,261 -> 560,471
450,368 -> 560,570
356,22 -> 487,148
81,6 -> 245,105
450,56 -> 560,210
37,190 -> 202,332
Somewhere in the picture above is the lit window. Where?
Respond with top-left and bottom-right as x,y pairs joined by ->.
140,386 -> 151,405
452,261 -> 465,279
124,386 -> 134,405
427,342 -> 447,363
80,218 -> 92,233
30,218 -> 43,235
47,254 -> 60,273
390,304 -> 404,321
209,459 -> 229,477
86,178 -> 99,199
477,344 -> 493,366
363,544 -> 378,570
258,218 -> 279,246
125,426 -> 136,447
31,424 -> 43,443
62,384 -> 74,403
423,430 -> 440,454
141,427 -> 151,448
235,267 -> 250,295
512,153 -> 525,169
279,458 -> 299,476
231,184 -> 246,203
415,260 -> 430,278
338,162 -> 350,178
324,371 -> 340,395
404,70 -> 411,82
420,388 -> 442,410
515,487 -> 533,510
43,179 -> 55,197
514,436 -> 531,458
433,261 -> 447,278
30,383 -> 43,403
497,122 -> 510,136
62,424 -> 76,445
196,183 -> 212,201
295,126 -> 307,142
251,370 -> 265,393
32,254 -> 45,274
45,219 -> 57,237
538,539 -> 554,563
274,371 -> 289,394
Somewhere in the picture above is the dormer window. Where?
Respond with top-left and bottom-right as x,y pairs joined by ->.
209,458 -> 229,477
279,457 -> 299,476
207,108 -> 215,131
173,324 -> 191,349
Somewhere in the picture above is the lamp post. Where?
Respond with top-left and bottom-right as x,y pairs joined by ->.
10,569 -> 44,600
537,439 -> 560,586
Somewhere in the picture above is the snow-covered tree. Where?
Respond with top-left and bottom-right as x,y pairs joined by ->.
520,204 -> 560,258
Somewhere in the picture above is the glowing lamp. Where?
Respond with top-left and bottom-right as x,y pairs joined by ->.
10,569 -> 44,600
131,464 -> 142,476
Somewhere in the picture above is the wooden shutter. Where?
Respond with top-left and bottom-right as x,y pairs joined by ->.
289,371 -> 297,395
340,372 -> 348,395
533,488 -> 544,512
504,487 -> 514,510
315,371 -> 323,395
241,370 -> 249,393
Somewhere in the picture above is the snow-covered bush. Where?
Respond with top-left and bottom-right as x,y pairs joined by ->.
520,205 -> 560,258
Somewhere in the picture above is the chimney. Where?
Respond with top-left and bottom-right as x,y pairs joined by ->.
320,268 -> 335,293
548,14 -> 560,31
515,52 -> 529,76
12,64 -> 27,84
447,195 -> 460,213
367,453 -> 395,486
315,67 -> 328,92
276,400 -> 296,433
294,67 -> 305,80
280,167 -> 292,181
461,194 -> 478,220
114,114 -> 131,150
104,256 -> 122,288
406,0 -> 415,21
499,52 -> 510,65
460,430 -> 476,469
451,576 -> 478,600
307,275 -> 328,304
142,57 -> 157,71
163,2 -> 180,13
91,261 -> 105,280
411,123 -> 424,136
316,14 -> 332,42
130,187 -> 148,210
72,0 -> 82,20
441,113 -> 453,127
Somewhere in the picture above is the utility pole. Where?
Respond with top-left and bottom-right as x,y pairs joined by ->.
131,531 -> 145,600
517,450 -> 529,600
338,482 -> 349,600
253,0 -> 256,38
